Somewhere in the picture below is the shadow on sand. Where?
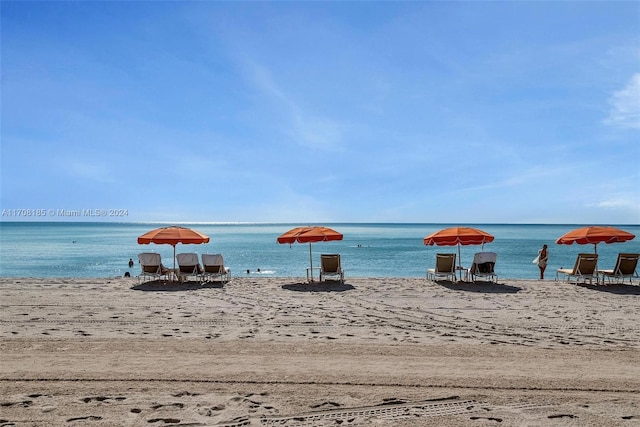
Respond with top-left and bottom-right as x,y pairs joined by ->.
131,280 -> 224,292
575,282 -> 640,295
282,281 -> 355,293
436,280 -> 521,294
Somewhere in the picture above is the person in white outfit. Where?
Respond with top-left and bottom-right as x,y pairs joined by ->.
536,244 -> 548,279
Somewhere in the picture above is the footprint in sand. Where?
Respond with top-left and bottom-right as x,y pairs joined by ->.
66,416 -> 103,422
310,401 -> 342,409
197,404 -> 225,417
150,403 -> 184,410
172,391 -> 201,397
81,396 -> 126,403
0,400 -> 32,408
470,416 -> 503,422
548,414 -> 577,419
147,418 -> 180,424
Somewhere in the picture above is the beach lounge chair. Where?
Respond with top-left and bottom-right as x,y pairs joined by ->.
470,252 -> 498,283
176,253 -> 203,283
201,254 -> 231,284
138,252 -> 171,283
427,253 -> 457,282
556,253 -> 598,284
599,253 -> 639,285
319,254 -> 344,283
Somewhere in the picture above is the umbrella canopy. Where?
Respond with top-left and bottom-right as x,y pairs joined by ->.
277,226 -> 343,281
277,226 -> 343,244
138,226 -> 210,245
423,226 -> 495,247
138,226 -> 210,276
556,226 -> 635,253
423,227 -> 495,280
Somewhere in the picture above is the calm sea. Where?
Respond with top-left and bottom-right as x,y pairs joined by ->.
0,222 -> 638,280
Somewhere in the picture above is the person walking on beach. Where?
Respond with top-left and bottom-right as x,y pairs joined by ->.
536,244 -> 548,279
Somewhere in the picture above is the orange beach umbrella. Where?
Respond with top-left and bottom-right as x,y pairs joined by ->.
277,226 -> 343,281
556,226 -> 635,253
423,227 -> 494,247
138,226 -> 210,273
424,227 -> 495,277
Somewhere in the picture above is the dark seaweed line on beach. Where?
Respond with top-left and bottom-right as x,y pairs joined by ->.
1,377 -> 638,394
3,317 -> 639,334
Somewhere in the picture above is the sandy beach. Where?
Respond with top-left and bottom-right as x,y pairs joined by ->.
1,276 -> 639,426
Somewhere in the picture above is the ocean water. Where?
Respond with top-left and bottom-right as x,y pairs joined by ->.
0,222 -> 639,280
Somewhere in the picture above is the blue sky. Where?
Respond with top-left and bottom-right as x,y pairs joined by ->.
1,1 -> 639,224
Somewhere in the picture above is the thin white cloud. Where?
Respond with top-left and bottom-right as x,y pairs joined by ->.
454,165 -> 569,194
58,157 -> 116,185
290,113 -> 343,151
596,199 -> 636,210
243,60 -> 344,151
605,73 -> 640,130
591,194 -> 640,210
246,61 -> 289,104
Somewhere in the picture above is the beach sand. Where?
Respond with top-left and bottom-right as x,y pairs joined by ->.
1,276 -> 639,426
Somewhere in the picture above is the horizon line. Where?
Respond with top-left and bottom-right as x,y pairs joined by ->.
1,220 -> 638,227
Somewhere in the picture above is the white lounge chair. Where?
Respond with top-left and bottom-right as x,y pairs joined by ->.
427,253 -> 457,282
176,253 -> 203,283
320,254 -> 344,283
201,254 -> 231,284
470,252 -> 498,283
138,252 -> 170,283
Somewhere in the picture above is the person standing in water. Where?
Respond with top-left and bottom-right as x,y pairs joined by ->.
537,244 -> 549,279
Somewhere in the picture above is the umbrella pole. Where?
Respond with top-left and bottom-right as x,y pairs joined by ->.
456,243 -> 462,281
309,243 -> 313,282
172,245 -> 176,282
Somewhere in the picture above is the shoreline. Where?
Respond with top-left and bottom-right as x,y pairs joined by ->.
1,277 -> 639,425
3,222 -> 638,281
0,275 -> 593,282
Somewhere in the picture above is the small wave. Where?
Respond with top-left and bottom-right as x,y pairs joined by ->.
244,269 -> 276,275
